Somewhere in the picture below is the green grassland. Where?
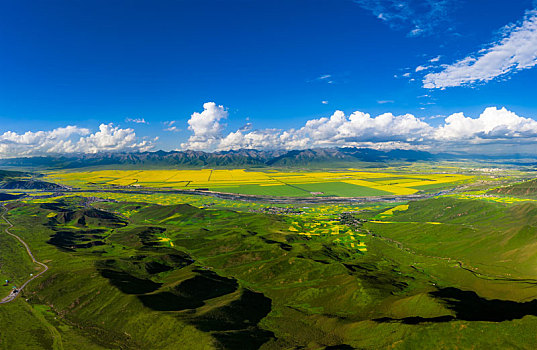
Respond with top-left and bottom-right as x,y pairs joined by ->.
364,197 -> 537,294
2,175 -> 537,348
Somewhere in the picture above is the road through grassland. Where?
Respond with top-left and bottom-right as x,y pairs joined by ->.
0,205 -> 48,304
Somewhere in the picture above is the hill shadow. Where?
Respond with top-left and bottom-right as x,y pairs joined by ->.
374,287 -> 537,324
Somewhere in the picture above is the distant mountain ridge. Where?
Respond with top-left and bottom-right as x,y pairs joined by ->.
0,147 -> 446,169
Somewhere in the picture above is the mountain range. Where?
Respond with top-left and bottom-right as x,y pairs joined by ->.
0,147 -> 535,170
0,148 -> 441,169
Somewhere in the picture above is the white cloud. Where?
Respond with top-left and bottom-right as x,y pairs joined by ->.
424,9 -> 537,89
0,126 -> 89,157
164,126 -> 180,132
180,102 -> 228,151
75,124 -> 152,153
415,65 -> 430,72
163,120 -> 180,132
429,55 -> 441,63
354,0 -> 453,37
409,27 -> 424,36
218,129 -> 283,151
377,100 -> 394,104
238,123 -> 252,132
328,111 -> 432,142
402,72 -> 411,77
310,74 -> 334,84
0,124 -> 152,158
182,103 -> 433,151
125,117 -> 148,124
435,107 -> 537,141
322,100 -> 329,105
181,103 -> 537,153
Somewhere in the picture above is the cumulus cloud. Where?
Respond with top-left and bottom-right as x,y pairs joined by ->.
75,124 -> 152,153
181,104 -> 432,151
0,124 -> 152,158
435,107 -> 537,141
180,102 -> 228,150
218,129 -> 283,151
181,103 -> 537,153
424,9 -> 537,89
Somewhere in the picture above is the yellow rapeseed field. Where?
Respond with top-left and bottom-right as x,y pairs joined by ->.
379,204 -> 409,217
47,169 -> 473,197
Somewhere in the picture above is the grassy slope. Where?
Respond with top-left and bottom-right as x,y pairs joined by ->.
3,195 -> 537,348
0,208 -> 36,296
364,197 -> 537,297
489,178 -> 537,197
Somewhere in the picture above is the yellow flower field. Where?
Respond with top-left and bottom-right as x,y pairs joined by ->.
46,169 -> 473,197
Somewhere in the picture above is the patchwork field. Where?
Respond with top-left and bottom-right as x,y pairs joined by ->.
47,169 -> 473,197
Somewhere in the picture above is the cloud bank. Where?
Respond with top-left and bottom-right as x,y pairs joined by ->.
424,9 -> 537,88
0,123 -> 152,158
4,105 -> 537,157
181,103 -> 537,153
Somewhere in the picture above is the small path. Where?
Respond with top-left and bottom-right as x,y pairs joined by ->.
0,204 -> 48,304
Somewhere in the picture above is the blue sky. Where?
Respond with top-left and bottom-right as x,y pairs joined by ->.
1,0 -> 537,156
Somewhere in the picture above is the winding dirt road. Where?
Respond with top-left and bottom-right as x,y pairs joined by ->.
0,204 -> 48,304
